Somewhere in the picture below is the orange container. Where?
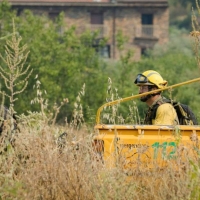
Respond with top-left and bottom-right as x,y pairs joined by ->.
94,124 -> 200,169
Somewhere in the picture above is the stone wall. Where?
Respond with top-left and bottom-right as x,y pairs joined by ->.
12,3 -> 169,60
62,6 -> 168,60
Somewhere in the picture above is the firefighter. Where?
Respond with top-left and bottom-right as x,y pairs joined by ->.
134,70 -> 179,125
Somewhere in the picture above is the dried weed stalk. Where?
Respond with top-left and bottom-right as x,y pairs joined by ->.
0,20 -> 32,116
190,0 -> 200,70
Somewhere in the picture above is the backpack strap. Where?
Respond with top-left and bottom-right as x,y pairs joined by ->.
144,97 -> 169,124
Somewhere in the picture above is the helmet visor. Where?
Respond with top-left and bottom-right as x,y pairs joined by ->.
134,74 -> 153,85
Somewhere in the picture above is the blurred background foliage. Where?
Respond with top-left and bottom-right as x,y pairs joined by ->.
169,0 -> 196,30
0,0 -> 200,124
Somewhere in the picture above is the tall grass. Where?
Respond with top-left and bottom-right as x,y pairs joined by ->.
0,123 -> 199,199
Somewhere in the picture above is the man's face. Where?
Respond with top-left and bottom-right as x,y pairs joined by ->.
138,85 -> 149,94
138,85 -> 149,102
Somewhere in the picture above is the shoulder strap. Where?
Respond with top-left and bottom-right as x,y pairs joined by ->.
151,98 -> 170,120
144,98 -> 169,124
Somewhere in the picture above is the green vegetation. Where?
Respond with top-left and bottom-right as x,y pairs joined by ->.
0,0 -> 199,124
169,0 -> 196,30
0,2 -> 109,123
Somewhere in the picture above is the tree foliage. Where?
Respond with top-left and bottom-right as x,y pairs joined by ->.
169,0 -> 198,30
0,2 -> 110,123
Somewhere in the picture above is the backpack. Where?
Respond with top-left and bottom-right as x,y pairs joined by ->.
149,98 -> 198,125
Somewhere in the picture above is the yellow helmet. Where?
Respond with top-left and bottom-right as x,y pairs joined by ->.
134,70 -> 168,89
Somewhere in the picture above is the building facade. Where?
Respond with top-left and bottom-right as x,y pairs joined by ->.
7,0 -> 169,60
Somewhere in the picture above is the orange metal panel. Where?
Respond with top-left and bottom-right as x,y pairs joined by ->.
94,125 -> 200,169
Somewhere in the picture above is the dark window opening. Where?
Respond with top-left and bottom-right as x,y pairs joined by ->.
141,14 -> 153,36
17,9 -> 22,16
49,12 -> 59,21
93,45 -> 110,58
90,13 -> 103,24
142,14 -> 153,25
49,12 -> 64,35
141,47 -> 148,56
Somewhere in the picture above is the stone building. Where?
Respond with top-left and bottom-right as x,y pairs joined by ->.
7,0 -> 169,60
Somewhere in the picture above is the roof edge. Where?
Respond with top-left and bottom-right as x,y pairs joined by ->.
10,2 -> 168,7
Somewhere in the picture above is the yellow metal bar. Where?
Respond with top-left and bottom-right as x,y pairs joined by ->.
96,77 -> 200,124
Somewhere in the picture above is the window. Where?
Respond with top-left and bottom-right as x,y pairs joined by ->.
142,14 -> 153,25
141,14 -> 153,37
90,13 -> 103,24
17,9 -> 22,16
49,12 -> 59,21
93,45 -> 110,58
141,47 -> 150,57
99,45 -> 110,58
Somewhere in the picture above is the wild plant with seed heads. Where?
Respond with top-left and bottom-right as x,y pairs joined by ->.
0,20 -> 32,116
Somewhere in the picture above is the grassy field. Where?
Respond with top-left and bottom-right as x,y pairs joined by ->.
0,118 -> 199,200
